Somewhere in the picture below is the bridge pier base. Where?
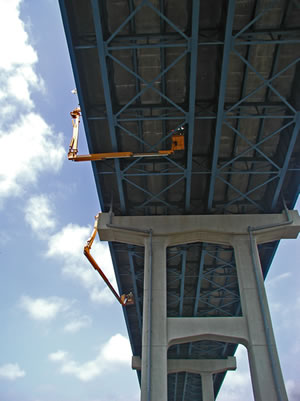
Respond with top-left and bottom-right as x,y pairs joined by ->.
98,211 -> 300,401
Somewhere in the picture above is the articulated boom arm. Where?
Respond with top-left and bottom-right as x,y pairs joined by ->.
68,107 -> 184,162
84,214 -> 134,306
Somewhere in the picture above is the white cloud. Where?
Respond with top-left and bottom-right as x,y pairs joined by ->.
64,315 -> 92,333
19,295 -> 92,333
49,333 -> 131,381
101,333 -> 132,364
217,346 -> 254,401
266,272 -> 291,289
46,224 -> 116,304
0,363 -> 25,380
24,194 -> 56,238
20,295 -> 71,321
0,0 -> 39,109
0,113 -> 65,202
49,350 -> 68,362
0,0 -> 37,71
0,0 -> 64,204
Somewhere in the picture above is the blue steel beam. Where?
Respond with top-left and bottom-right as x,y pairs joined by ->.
200,276 -> 239,299
233,0 -> 277,40
205,249 -> 235,268
91,0 -> 126,213
201,246 -> 227,317
75,37 -> 300,51
128,0 -> 144,155
98,169 -> 294,177
105,0 -> 147,45
221,119 -> 296,171
137,176 -> 185,209
198,299 -> 236,317
224,38 -> 294,210
109,50 -> 188,116
235,38 -> 300,45
184,0 -> 200,211
89,113 -> 295,121
108,42 -> 188,50
226,57 -> 300,114
223,124 -> 280,171
243,30 -> 283,203
271,112 -> 300,209
128,252 -> 142,335
146,0 -> 188,41
233,48 -> 297,114
116,123 -> 151,148
217,266 -> 239,316
208,0 -> 236,210
223,0 -> 260,210
220,175 -> 280,211
122,177 -> 177,209
217,175 -> 267,211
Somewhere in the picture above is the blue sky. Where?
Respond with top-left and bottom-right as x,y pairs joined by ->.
0,1 -> 299,400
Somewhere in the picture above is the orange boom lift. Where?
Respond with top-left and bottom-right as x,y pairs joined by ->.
68,107 -> 184,162
84,214 -> 134,306
70,108 -> 183,306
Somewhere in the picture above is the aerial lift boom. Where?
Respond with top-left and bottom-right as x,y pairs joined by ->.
70,107 -> 183,305
84,214 -> 134,306
68,107 -> 184,162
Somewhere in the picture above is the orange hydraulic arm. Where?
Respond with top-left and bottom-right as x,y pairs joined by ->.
84,214 -> 134,306
68,107 -> 184,162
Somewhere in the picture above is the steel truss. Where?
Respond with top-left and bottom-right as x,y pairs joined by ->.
67,0 -> 300,216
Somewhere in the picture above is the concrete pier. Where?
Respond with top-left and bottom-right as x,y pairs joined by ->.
98,211 -> 300,401
141,237 -> 168,401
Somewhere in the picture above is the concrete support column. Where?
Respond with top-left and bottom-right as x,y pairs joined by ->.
233,236 -> 288,401
141,236 -> 168,401
97,212 -> 300,401
201,372 -> 214,401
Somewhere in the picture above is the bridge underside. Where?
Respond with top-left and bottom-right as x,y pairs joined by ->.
59,0 -> 300,399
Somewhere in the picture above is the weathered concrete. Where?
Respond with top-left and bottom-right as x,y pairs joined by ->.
201,372 -> 215,401
98,210 -> 300,246
168,317 -> 248,347
132,356 -> 236,375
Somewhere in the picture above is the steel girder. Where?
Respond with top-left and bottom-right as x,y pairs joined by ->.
74,0 -> 300,215
208,0 -> 300,213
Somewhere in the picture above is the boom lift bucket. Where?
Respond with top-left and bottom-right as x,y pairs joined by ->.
68,107 -> 184,162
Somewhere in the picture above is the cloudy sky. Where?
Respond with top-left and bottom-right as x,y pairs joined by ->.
0,1 -> 299,400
